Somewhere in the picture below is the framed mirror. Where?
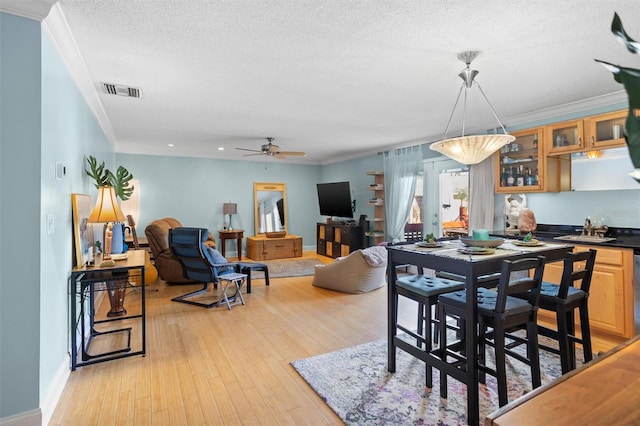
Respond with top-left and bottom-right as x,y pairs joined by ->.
254,182 -> 287,235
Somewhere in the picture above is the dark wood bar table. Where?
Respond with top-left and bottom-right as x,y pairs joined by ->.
387,239 -> 573,426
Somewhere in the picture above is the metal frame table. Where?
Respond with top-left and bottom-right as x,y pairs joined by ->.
69,249 -> 146,370
387,239 -> 573,425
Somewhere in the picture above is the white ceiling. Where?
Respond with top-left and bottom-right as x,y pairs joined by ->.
5,1 -> 640,164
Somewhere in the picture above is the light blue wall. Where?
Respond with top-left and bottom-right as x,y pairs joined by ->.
495,189 -> 640,230
116,154 -> 322,252
0,13 -> 42,419
320,155 -> 383,223
40,22 -> 114,417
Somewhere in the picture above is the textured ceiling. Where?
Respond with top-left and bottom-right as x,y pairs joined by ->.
11,1 -> 640,164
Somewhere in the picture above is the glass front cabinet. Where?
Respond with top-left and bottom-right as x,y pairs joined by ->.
494,127 -> 569,193
584,109 -> 627,150
546,119 -> 585,155
495,128 -> 545,193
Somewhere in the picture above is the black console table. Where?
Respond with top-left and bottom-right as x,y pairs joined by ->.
69,250 -> 146,370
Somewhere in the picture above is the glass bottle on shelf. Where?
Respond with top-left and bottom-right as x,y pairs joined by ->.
507,167 -> 515,186
516,165 -> 524,187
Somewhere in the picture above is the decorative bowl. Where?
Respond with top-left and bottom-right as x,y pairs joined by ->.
266,231 -> 287,238
460,236 -> 504,248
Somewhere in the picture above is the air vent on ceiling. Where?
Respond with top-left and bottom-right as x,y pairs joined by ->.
101,82 -> 142,98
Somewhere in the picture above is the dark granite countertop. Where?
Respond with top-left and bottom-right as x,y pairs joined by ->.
490,224 -> 640,253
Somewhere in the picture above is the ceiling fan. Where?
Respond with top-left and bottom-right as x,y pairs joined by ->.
236,137 -> 306,159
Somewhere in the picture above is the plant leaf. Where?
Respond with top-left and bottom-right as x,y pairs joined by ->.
611,12 -> 640,54
107,166 -> 135,201
624,110 -> 640,170
84,155 -> 109,188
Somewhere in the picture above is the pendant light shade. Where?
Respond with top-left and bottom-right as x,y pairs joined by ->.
430,51 -> 515,165
430,134 -> 515,165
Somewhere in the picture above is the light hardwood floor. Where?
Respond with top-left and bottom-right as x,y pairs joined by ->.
50,253 -> 418,425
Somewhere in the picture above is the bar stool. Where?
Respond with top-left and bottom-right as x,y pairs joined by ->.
437,256 -> 546,407
395,274 -> 465,387
513,249 -> 596,374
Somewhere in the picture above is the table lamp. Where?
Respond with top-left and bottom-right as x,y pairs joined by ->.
88,186 -> 126,267
223,202 -> 237,231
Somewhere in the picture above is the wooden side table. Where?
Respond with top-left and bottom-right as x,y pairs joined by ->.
218,229 -> 244,260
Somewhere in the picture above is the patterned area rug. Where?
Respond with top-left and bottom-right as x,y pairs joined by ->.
250,258 -> 324,278
291,335 -> 583,425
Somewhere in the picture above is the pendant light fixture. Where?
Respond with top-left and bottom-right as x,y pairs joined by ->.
430,51 -> 515,165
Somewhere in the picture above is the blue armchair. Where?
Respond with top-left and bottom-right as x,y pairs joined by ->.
169,227 -> 269,308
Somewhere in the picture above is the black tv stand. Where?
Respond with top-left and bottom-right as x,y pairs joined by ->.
317,221 -> 369,259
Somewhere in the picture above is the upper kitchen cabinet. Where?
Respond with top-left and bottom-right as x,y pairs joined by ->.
495,127 -> 568,193
584,109 -> 627,150
546,119 -> 585,155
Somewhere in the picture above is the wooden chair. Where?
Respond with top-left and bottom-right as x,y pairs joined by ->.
513,249 -> 597,374
437,256 -> 546,407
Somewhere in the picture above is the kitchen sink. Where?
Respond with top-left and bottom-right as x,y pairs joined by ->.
554,235 -> 616,243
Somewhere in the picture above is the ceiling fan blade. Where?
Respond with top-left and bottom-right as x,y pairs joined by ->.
236,147 -> 262,153
274,153 -> 287,159
277,151 -> 306,156
243,152 -> 264,157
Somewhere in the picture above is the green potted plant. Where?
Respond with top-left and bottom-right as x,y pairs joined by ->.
84,155 -> 134,201
596,12 -> 640,182
84,155 -> 135,254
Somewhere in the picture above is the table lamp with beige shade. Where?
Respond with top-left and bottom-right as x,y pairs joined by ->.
88,186 -> 127,267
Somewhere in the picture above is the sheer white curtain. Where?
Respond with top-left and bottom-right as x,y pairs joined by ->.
468,155 -> 494,230
383,146 -> 422,243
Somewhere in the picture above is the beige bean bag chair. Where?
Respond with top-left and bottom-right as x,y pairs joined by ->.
312,246 -> 387,293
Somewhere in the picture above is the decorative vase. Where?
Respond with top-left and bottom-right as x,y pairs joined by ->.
110,222 -> 125,254
106,275 -> 127,317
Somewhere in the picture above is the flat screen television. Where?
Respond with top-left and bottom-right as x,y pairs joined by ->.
316,181 -> 354,218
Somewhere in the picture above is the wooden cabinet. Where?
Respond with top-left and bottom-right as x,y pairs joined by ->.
495,128 -> 543,192
540,244 -> 634,342
494,128 -> 569,193
246,235 -> 302,260
584,109 -> 627,150
546,119 -> 585,155
547,110 -> 626,155
365,171 -> 385,243
317,222 -> 366,259
496,110 -> 627,192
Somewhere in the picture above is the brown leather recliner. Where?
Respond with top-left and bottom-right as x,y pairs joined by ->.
145,218 -> 216,284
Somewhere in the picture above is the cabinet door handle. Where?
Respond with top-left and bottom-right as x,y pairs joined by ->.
591,135 -> 595,147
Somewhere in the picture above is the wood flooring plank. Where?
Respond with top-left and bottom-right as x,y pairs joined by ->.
50,252 -> 393,425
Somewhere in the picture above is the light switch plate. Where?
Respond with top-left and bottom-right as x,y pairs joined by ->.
47,214 -> 54,235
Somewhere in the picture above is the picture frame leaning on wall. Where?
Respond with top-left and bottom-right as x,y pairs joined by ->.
71,193 -> 94,268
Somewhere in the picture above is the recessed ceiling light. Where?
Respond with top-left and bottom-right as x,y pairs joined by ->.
168,144 -> 174,147
218,147 -> 225,151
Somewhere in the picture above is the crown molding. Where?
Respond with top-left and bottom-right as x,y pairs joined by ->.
42,4 -> 117,149
0,0 -> 57,21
